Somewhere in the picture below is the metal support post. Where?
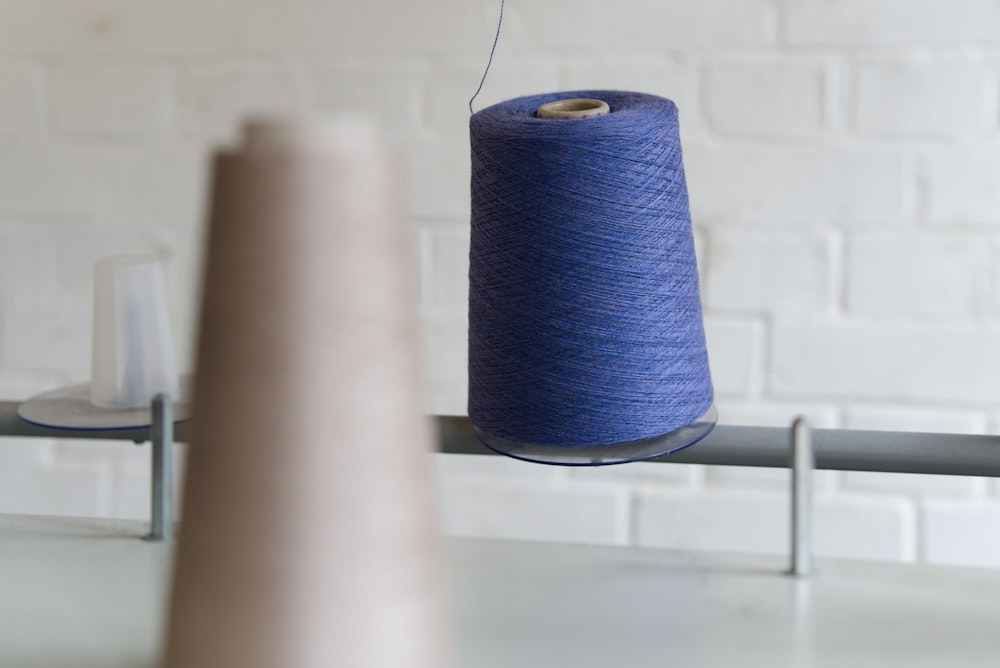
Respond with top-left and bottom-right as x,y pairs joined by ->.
148,393 -> 173,541
789,416 -> 813,577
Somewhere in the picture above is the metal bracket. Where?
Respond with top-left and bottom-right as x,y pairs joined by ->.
148,393 -> 174,541
789,416 -> 814,577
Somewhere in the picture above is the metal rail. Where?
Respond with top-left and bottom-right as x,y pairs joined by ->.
4,403 -> 998,560
436,416 -> 1000,477
3,403 -> 999,477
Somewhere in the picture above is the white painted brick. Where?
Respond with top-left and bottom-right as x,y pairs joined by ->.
502,0 -> 609,52
846,233 -> 988,316
2,298 -> 92,379
923,150 -> 1000,226
814,495 -> 917,562
0,0 -> 235,55
240,0 -> 488,54
637,489 -> 915,561
562,61 -> 700,131
714,401 -> 840,429
771,322 -> 1000,402
177,64 -> 300,139
110,464 -> 156,520
0,66 -> 40,134
567,461 -> 703,490
685,146 -> 904,225
630,0 -> 774,49
103,443 -> 187,520
844,404 -> 988,434
50,65 -> 170,137
854,60 -> 988,137
705,231 -> 831,312
513,0 -> 773,50
102,145 -> 206,230
703,316 -> 762,395
419,224 -> 470,311
706,466 -> 788,491
436,453 -> 561,483
987,238 -> 1000,320
0,224 -> 58,301
438,478 -> 626,545
0,371 -> 60,401
708,61 -> 824,137
0,147 -> 107,212
637,490 -> 788,555
923,501 -> 1000,568
407,141 -> 470,218
53,437 -> 149,469
784,0 -> 1000,45
422,314 -> 468,416
706,466 -> 838,494
304,65 -> 421,142
0,439 -> 109,517
429,64 -> 560,134
844,471 -> 986,500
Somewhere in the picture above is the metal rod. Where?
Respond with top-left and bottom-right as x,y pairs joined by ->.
438,417 -> 1000,477
789,417 -> 813,577
148,394 -> 174,542
1,403 -> 1000,478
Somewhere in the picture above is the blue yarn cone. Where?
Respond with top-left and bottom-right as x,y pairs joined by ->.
468,90 -> 714,452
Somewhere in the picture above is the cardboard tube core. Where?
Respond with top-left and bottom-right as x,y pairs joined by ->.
536,98 -> 611,119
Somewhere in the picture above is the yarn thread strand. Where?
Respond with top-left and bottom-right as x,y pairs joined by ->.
468,0 -> 506,114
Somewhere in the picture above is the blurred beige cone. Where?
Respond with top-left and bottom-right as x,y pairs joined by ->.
161,116 -> 447,668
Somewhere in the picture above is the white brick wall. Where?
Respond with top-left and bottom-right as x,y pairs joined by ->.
0,0 -> 999,570
772,322 -> 1000,402
853,59 -> 988,137
707,61 -> 826,137
177,62 -> 301,139
783,0 -> 1000,45
684,146 -> 905,225
50,64 -> 171,137
704,230 -> 832,313
923,150 -> 1000,225
845,233 -> 989,316
0,66 -> 41,135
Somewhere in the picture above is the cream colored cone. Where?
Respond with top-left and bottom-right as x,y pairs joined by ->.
161,117 -> 447,668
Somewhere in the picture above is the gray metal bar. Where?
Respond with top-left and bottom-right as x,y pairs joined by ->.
1,402 -> 999,478
148,394 -> 173,542
437,416 -> 1000,477
789,417 -> 813,577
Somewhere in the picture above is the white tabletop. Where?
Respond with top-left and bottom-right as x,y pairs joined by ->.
1,515 -> 998,667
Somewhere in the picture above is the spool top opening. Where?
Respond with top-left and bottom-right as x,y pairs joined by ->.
536,98 -> 611,120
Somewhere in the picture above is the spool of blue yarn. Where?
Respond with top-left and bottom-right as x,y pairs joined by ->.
468,90 -> 715,464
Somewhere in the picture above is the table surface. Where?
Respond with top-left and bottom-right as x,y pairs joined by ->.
1,515 -> 999,668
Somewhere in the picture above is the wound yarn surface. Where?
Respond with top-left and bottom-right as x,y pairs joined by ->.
468,90 -> 714,447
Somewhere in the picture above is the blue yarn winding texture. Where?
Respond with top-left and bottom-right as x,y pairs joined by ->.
468,90 -> 714,448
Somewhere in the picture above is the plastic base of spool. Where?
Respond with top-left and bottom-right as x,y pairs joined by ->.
475,404 -> 718,466
17,380 -> 191,431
